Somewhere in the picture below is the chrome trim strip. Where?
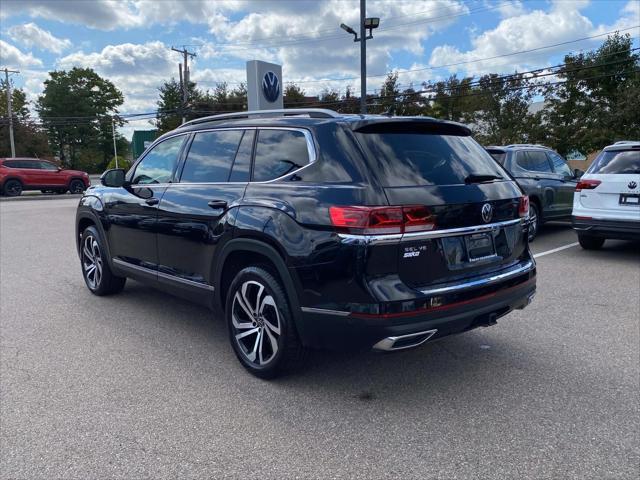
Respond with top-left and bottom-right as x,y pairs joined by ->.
419,259 -> 535,296
300,307 -> 351,317
372,329 -> 438,352
112,259 -> 215,292
338,219 -> 523,244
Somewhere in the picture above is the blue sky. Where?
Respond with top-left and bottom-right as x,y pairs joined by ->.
1,0 -> 638,136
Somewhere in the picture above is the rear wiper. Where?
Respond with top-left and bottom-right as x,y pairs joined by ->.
464,173 -> 503,184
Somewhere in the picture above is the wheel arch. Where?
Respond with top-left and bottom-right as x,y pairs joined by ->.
529,194 -> 543,221
75,208 -> 113,267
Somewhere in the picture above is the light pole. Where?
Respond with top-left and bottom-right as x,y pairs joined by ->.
340,0 -> 380,114
112,116 -> 118,169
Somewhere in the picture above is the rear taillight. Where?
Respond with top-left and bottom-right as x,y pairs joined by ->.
329,205 -> 436,235
576,179 -> 601,191
518,196 -> 530,218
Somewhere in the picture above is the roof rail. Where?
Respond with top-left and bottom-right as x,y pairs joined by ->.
181,108 -> 341,127
506,143 -> 550,149
613,140 -> 640,145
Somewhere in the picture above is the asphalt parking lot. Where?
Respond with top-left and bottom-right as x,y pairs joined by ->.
1,198 -> 638,479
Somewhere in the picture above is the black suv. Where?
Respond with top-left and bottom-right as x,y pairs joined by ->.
76,109 -> 536,378
485,144 -> 583,240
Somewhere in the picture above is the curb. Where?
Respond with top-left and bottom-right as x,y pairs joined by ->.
0,194 -> 83,202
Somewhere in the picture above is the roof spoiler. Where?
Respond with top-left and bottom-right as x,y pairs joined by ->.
351,117 -> 471,136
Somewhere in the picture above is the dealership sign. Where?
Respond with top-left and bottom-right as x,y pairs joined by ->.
247,60 -> 283,111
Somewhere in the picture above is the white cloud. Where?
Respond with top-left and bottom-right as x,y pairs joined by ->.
0,40 -> 43,67
7,23 -> 72,54
427,0 -> 638,76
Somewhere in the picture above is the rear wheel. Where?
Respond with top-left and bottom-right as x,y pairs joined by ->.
69,179 -> 85,194
80,226 -> 126,295
3,179 -> 22,197
578,234 -> 605,250
226,266 -> 306,379
528,202 -> 540,242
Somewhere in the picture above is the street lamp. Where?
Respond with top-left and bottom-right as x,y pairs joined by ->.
340,0 -> 380,114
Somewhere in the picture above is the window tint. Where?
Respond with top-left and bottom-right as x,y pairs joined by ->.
516,151 -> 552,173
229,130 -> 254,182
3,160 -> 20,168
39,161 -> 58,171
253,130 -> 310,181
355,132 -> 506,186
589,150 -> 640,174
131,135 -> 185,185
548,151 -> 571,176
181,130 -> 243,183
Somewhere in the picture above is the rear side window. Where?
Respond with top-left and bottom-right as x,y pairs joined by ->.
355,132 -> 506,186
516,151 -> 553,173
253,129 -> 310,182
588,150 -> 640,174
547,151 -> 572,176
486,150 -> 506,165
181,130 -> 244,183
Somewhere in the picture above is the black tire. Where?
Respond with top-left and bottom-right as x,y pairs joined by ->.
528,202 -> 540,242
80,226 -> 126,295
3,179 -> 22,197
225,266 -> 307,379
69,179 -> 85,194
578,234 -> 605,250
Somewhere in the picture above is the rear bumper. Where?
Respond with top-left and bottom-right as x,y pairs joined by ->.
297,263 -> 536,351
572,216 -> 640,241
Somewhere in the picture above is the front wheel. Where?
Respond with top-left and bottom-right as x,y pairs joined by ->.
80,226 -> 126,295
578,234 -> 605,250
69,179 -> 85,194
226,266 -> 306,379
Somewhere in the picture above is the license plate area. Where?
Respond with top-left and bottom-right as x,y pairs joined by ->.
619,194 -> 640,205
465,232 -> 497,262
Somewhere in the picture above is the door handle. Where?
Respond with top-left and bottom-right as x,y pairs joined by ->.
208,200 -> 227,210
145,198 -> 159,206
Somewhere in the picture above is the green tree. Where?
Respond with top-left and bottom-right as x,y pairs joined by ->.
283,83 -> 306,107
156,78 -> 198,134
37,68 -> 124,170
0,81 -> 51,158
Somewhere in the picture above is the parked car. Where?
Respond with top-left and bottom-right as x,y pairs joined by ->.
0,158 -> 90,196
572,141 -> 640,249
485,144 -> 582,240
75,109 -> 536,378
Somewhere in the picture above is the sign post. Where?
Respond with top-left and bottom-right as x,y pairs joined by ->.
246,60 -> 283,111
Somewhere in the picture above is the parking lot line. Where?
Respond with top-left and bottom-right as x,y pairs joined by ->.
533,242 -> 580,258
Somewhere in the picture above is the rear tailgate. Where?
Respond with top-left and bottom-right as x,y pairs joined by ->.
353,121 -> 529,288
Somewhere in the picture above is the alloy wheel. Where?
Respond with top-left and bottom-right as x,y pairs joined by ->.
82,235 -> 103,289
231,280 -> 282,366
70,181 -> 84,194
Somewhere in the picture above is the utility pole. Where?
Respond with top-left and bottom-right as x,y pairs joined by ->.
112,116 -> 118,169
359,0 -> 366,115
3,68 -> 20,157
171,46 -> 197,124
340,2 -> 379,114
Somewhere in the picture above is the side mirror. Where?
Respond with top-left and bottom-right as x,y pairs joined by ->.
573,168 -> 584,178
101,168 -> 126,187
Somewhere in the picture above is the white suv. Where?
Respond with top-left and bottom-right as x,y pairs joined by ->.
572,141 -> 640,249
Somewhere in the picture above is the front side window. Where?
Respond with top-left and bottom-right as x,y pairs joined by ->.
516,151 -> 553,173
588,150 -> 640,174
131,135 -> 185,185
547,151 -> 572,176
253,130 -> 310,182
180,130 -> 244,183
39,161 -> 59,171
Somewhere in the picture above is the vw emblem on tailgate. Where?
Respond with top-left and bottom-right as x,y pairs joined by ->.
628,181 -> 637,189
481,203 -> 493,223
262,71 -> 280,103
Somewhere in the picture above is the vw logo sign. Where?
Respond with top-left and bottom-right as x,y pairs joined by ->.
481,203 -> 493,223
262,71 -> 280,103
628,181 -> 637,189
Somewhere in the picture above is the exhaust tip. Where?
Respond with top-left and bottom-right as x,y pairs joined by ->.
372,329 -> 438,352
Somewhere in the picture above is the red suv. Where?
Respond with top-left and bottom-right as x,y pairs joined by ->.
0,158 -> 90,196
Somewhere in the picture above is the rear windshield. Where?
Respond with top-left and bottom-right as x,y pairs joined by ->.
486,150 -> 506,165
355,132 -> 507,186
588,149 -> 640,174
